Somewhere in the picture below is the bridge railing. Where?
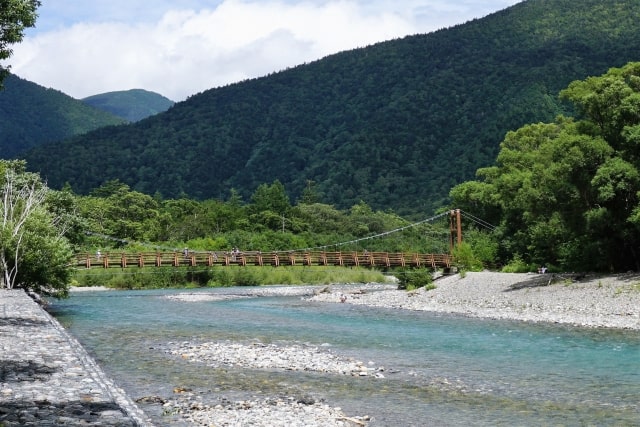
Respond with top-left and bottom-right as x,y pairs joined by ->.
75,251 -> 453,270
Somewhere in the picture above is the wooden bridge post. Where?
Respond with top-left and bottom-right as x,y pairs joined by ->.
319,252 -> 327,266
450,209 -> 462,253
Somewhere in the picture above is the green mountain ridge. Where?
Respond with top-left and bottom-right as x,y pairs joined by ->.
82,89 -> 175,122
0,74 -> 126,158
22,0 -> 640,216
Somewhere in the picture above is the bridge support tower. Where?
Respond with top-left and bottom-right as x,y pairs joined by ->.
449,209 -> 462,253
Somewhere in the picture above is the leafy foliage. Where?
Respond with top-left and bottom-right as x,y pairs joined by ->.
451,62 -> 640,272
0,160 -> 74,297
23,0 -> 640,216
0,0 -> 40,86
395,268 -> 434,291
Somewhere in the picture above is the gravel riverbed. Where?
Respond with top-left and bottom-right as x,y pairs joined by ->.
307,271 -> 640,330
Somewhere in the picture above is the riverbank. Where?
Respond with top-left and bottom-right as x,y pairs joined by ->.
0,289 -> 153,426
308,271 -> 640,329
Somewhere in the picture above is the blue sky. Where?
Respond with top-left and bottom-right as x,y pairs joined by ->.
7,0 -> 521,101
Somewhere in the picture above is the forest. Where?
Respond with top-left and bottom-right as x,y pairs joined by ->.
68,62 -> 640,278
3,1 -> 640,299
20,0 -> 640,217
0,74 -> 125,158
4,62 -> 640,298
451,62 -> 640,273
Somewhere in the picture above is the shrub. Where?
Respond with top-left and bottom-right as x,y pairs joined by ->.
501,254 -> 530,273
396,268 -> 434,290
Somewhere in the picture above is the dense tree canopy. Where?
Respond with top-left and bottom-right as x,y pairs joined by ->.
0,160 -> 74,297
451,62 -> 640,272
23,0 -> 640,216
0,75 -> 126,158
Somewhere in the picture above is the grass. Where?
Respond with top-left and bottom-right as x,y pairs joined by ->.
71,265 -> 391,290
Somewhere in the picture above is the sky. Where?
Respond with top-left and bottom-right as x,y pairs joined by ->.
5,0 -> 521,101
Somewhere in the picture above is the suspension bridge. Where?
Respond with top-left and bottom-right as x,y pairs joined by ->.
73,209 -> 491,270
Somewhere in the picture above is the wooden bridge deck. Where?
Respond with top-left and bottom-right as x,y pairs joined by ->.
75,251 -> 453,269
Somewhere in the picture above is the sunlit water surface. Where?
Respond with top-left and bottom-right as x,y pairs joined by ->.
49,287 -> 640,426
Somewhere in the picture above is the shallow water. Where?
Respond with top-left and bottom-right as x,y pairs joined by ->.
49,287 -> 640,426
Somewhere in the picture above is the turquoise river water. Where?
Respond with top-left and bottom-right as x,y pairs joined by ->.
49,287 -> 640,426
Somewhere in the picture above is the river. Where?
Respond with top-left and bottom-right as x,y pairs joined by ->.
49,286 -> 640,426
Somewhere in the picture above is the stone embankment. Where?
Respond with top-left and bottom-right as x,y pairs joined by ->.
0,289 -> 153,426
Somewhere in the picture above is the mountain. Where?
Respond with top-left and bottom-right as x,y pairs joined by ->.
0,74 -> 126,158
23,0 -> 640,216
82,89 -> 175,122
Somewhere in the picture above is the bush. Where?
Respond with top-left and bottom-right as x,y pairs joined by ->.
501,254 -> 531,273
452,242 -> 484,271
396,268 -> 434,290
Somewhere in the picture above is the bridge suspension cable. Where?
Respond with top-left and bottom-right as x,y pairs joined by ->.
83,211 -> 453,255
295,211 -> 451,252
459,210 -> 496,232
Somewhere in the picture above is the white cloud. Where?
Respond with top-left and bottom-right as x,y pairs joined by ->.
6,0 -> 521,101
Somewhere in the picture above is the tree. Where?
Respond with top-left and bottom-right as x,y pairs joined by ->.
450,62 -> 640,271
0,0 -> 41,87
0,160 -> 72,297
248,180 -> 292,231
80,184 -> 160,241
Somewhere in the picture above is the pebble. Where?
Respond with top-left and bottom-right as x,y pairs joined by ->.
159,341 -> 378,425
0,289 -> 153,426
162,393 -> 371,427
164,341 -> 383,376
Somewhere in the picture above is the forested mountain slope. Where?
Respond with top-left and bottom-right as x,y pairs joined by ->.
82,89 -> 175,122
23,0 -> 640,216
0,74 -> 125,158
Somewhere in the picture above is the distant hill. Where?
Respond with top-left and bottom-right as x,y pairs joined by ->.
24,0 -> 640,216
0,74 -> 126,159
82,89 -> 174,122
